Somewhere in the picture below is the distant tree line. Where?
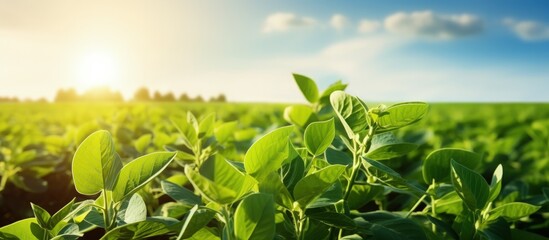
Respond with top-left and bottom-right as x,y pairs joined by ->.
51,87 -> 226,103
132,87 -> 226,102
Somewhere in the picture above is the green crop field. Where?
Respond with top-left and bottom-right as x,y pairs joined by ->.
1,76 -> 548,239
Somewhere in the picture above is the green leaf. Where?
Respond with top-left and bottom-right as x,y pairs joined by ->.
319,80 -> 348,104
0,218 -> 45,239
293,165 -> 346,208
325,148 -> 352,166
214,121 -> 238,143
293,73 -> 319,103
478,218 -> 511,240
307,212 -> 356,230
304,119 -> 335,156
510,229 -> 549,240
259,172 -> 294,210
487,202 -> 541,222
122,193 -> 147,224
198,113 -> 216,137
330,91 -> 368,139
48,198 -> 76,230
161,180 -> 202,206
31,202 -> 51,229
357,211 -> 428,240
187,228 -> 220,240
112,152 -> 176,202
362,158 -> 424,195
171,114 -> 198,149
423,148 -> 482,184
376,102 -> 428,132
488,164 -> 503,203
177,205 -> 199,240
134,134 -> 152,153
177,206 -> 216,239
284,105 -> 315,128
187,156 -> 256,204
450,160 -> 490,210
366,132 -> 417,160
234,193 -> 275,240
72,130 -> 123,195
100,218 -> 177,240
244,126 -> 294,180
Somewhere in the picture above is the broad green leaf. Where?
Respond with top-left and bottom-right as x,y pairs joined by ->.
376,102 -> 428,132
198,113 -> 216,137
187,228 -> 220,240
100,218 -> 177,240
259,172 -> 294,210
325,148 -> 352,166
31,203 -> 51,229
451,160 -> 490,210
304,119 -> 335,156
177,206 -> 216,239
186,167 -> 237,205
159,202 -> 189,219
281,153 -> 305,193
348,184 -> 384,210
453,210 -> 475,240
134,134 -> 151,153
293,73 -> 319,103
171,115 -> 198,149
49,198 -> 76,230
423,148 -> 482,184
362,158 -> 424,195
306,180 -> 343,209
366,132 -> 417,160
244,126 -> 294,180
161,180 -> 202,206
214,121 -> 238,143
330,91 -> 368,139
319,80 -> 348,104
487,202 -> 541,222
307,212 -> 356,230
284,105 -> 315,128
234,193 -> 275,240
478,218 -> 510,240
112,152 -> 176,202
293,165 -> 346,208
510,229 -> 549,240
357,211 -> 428,240
51,223 -> 83,240
123,193 -> 147,224
0,218 -> 45,239
186,156 -> 256,204
177,205 -> 198,240
72,130 -> 122,195
434,191 -> 463,215
488,164 -> 503,203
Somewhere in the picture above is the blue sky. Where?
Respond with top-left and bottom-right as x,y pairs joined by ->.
1,0 -> 548,102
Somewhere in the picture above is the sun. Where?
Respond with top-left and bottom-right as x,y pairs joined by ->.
76,52 -> 118,91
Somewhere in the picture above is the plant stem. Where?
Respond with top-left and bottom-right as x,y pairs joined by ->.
103,190 -> 111,232
406,194 -> 427,218
0,172 -> 8,192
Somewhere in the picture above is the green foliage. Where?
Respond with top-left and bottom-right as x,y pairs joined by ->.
304,119 -> 335,156
0,73 -> 545,240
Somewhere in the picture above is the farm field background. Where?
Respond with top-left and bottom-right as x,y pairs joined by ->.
1,101 -> 548,238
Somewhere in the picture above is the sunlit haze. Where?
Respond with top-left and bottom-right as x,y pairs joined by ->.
1,0 -> 548,102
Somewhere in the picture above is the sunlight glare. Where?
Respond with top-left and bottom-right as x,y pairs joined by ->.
76,52 -> 118,91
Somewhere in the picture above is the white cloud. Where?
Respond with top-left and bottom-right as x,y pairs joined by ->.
357,19 -> 381,33
262,12 -> 317,33
384,10 -> 483,39
503,18 -> 549,41
330,14 -> 349,30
